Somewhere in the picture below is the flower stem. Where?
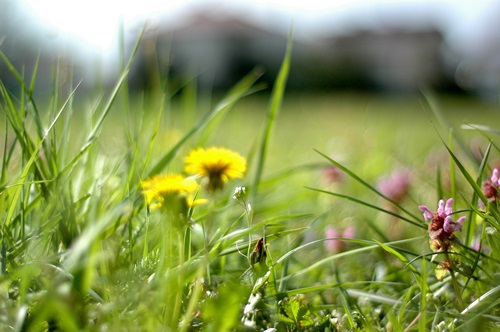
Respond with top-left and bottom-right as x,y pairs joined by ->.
172,229 -> 185,327
449,269 -> 465,311
200,219 -> 212,287
245,201 -> 253,267
445,252 -> 465,311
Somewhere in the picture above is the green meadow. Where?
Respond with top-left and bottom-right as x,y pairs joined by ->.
1,35 -> 500,331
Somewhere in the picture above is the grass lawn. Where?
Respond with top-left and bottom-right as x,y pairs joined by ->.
1,38 -> 500,331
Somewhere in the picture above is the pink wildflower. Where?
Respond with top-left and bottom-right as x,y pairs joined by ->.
482,168 -> 500,202
419,198 -> 465,252
470,236 -> 489,253
470,237 -> 481,251
325,226 -> 355,253
322,165 -> 344,184
377,169 -> 411,203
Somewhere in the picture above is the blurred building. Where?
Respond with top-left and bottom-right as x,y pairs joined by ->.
316,27 -> 452,92
129,12 -> 289,91
130,10 -> 457,94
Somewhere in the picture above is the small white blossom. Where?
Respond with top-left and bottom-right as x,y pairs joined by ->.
232,186 -> 247,201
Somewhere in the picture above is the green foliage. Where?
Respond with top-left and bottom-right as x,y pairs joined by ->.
275,297 -> 314,331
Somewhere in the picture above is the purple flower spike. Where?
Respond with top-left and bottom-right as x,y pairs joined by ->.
483,168 -> 500,202
444,198 -> 454,216
491,168 -> 499,185
419,205 -> 434,220
437,199 -> 445,216
419,198 -> 465,252
444,215 -> 465,233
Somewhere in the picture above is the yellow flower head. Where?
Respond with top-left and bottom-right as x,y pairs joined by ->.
184,147 -> 246,191
141,174 -> 203,210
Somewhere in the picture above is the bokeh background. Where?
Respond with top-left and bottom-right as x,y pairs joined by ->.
2,0 -> 500,98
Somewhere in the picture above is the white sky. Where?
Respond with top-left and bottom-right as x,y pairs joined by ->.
22,0 -> 497,55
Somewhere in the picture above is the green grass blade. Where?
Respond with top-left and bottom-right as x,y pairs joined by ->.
422,89 -> 475,163
251,29 -> 293,199
57,76 -> 77,171
139,94 -> 165,180
209,213 -> 310,256
29,50 -> 46,142
465,141 -> 492,246
339,287 -> 356,329
346,288 -> 402,306
374,240 -> 423,286
436,165 -> 444,200
461,123 -> 500,136
448,130 -> 457,205
277,237 -> 425,283
87,27 -> 145,143
1,115 -> 8,183
439,134 -> 489,205
0,81 -> 28,149
418,256 -> 428,332
449,285 -> 500,330
29,50 -> 40,93
0,49 -> 45,144
0,49 -> 35,96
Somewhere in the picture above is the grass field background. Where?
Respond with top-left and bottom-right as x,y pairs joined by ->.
1,36 -> 500,331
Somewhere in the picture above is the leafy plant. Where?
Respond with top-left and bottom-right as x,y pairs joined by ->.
275,297 -> 314,331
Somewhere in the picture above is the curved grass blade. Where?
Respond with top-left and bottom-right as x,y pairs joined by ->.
283,281 -> 403,303
251,28 -> 293,200
259,162 -> 325,187
465,141 -> 492,246
277,237 -> 425,283
438,134 -> 492,212
218,227 -> 309,257
346,288 -> 402,306
210,213 -> 311,255
448,285 -> 500,330
461,124 -> 500,136
422,89 -> 475,163
0,48 -> 42,130
314,149 -> 423,224
374,240 -> 423,286
307,186 -> 426,229
139,94 -> 165,180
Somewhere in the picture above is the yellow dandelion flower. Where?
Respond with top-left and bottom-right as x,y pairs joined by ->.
184,147 -> 246,191
141,174 -> 202,210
